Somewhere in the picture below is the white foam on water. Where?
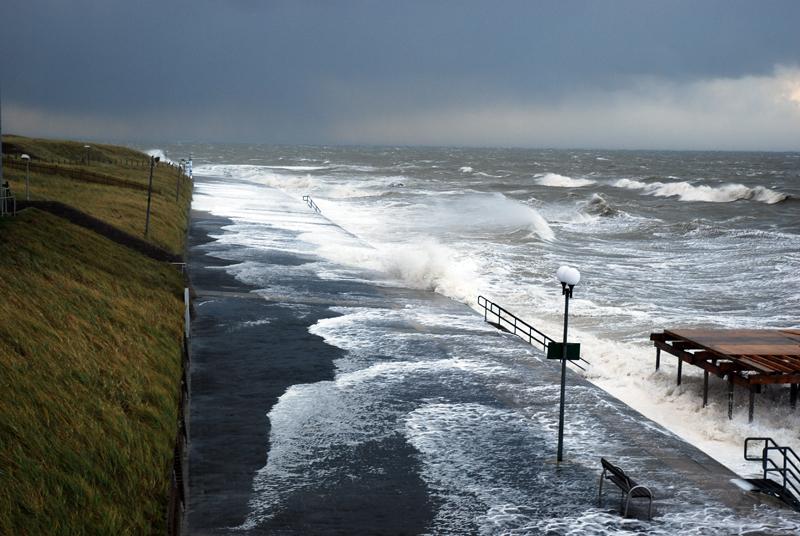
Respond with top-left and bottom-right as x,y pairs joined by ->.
612,178 -> 789,204
535,172 -> 597,187
260,165 -> 328,171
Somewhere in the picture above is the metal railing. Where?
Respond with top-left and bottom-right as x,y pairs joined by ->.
477,295 -> 590,371
1,186 -> 16,216
745,437 -> 800,505
302,194 -> 321,214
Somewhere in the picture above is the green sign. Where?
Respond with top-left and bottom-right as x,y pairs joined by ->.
547,342 -> 581,360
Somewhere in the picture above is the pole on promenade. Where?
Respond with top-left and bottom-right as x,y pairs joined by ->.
21,154 -> 30,199
144,155 -> 159,237
555,265 -> 580,463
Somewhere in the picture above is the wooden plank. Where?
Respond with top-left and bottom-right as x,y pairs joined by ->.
749,374 -> 800,385
739,354 -> 799,373
735,354 -> 793,374
653,340 -> 750,386
719,344 -> 800,356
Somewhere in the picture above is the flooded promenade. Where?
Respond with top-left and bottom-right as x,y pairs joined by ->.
186,175 -> 799,535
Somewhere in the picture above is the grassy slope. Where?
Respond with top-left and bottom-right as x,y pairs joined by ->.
0,136 -> 189,534
2,135 -> 190,254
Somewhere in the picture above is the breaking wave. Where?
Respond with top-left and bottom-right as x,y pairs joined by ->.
535,173 -> 596,188
613,178 -> 788,204
145,148 -> 173,163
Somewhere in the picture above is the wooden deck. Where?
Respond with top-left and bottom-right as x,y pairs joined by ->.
650,329 -> 800,422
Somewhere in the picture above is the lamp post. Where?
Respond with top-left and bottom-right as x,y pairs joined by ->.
144,155 -> 159,237
555,265 -> 580,462
21,154 -> 30,200
83,145 -> 91,166
175,158 -> 186,202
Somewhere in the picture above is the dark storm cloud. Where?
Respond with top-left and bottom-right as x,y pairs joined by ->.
2,0 -> 800,148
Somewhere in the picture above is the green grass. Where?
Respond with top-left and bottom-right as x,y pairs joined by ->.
0,210 -> 184,535
0,135 -> 190,534
2,135 -> 190,254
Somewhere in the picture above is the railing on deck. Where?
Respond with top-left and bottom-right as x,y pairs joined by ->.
477,295 -> 590,371
167,288 -> 191,535
745,437 -> 800,508
302,194 -> 321,214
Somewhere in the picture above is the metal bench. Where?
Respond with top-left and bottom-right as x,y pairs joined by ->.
599,457 -> 654,520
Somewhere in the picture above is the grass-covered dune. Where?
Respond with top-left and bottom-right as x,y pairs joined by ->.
2,135 -> 190,255
0,135 -> 190,534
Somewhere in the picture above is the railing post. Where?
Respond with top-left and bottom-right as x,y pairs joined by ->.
728,376 -> 735,420
784,448 -> 789,489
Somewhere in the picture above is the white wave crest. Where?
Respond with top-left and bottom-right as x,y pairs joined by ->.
378,240 -> 480,301
535,173 -> 596,187
145,148 -> 173,163
460,166 -> 473,173
428,193 -> 554,241
261,165 -> 327,171
195,164 -> 409,200
613,178 -> 788,204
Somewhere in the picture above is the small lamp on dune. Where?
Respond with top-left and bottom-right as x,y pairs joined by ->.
20,154 -> 30,200
554,264 -> 580,462
83,145 -> 91,166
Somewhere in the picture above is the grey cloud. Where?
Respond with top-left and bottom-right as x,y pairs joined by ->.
2,0 -> 800,147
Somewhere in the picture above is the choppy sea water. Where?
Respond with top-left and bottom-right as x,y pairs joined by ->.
177,144 -> 800,531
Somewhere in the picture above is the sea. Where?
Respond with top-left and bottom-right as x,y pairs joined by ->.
158,144 -> 800,531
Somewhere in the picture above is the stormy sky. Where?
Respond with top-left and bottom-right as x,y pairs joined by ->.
2,0 -> 800,150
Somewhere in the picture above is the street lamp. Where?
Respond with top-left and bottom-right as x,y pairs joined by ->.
555,265 -> 580,462
144,155 -> 160,237
83,145 -> 91,166
20,154 -> 30,200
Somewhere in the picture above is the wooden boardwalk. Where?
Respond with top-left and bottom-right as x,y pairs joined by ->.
650,329 -> 800,421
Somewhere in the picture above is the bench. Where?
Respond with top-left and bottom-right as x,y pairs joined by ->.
599,457 -> 654,520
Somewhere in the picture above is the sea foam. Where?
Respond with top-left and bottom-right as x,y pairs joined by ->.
613,178 -> 788,204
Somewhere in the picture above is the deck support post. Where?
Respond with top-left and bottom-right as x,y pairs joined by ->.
702,370 -> 709,407
728,376 -> 734,420
748,387 -> 755,423
655,347 -> 660,371
791,384 -> 798,409
677,358 -> 682,386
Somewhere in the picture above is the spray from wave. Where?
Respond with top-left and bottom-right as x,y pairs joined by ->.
422,193 -> 555,241
613,178 -> 788,204
378,240 -> 481,301
145,148 -> 173,163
